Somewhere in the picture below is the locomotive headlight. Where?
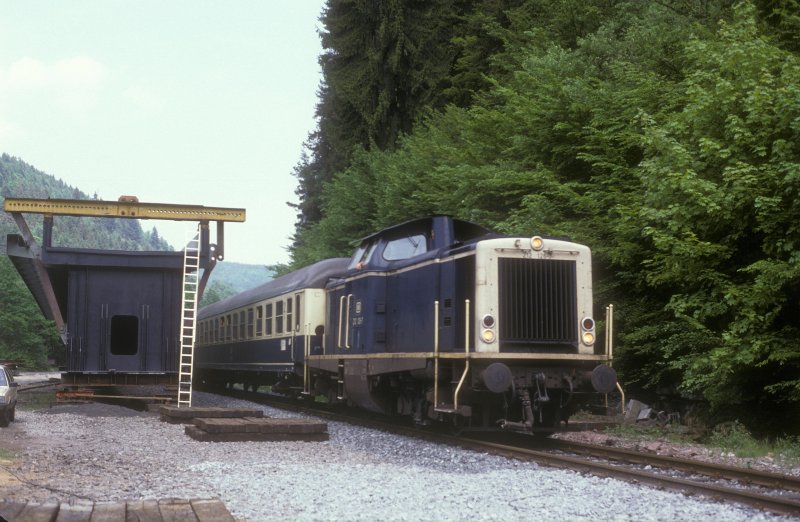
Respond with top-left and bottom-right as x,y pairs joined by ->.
482,314 -> 496,328
481,329 -> 496,343
581,316 -> 596,346
581,317 -> 595,331
531,236 -> 544,251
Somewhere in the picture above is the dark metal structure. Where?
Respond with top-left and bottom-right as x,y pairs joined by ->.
3,197 -> 245,387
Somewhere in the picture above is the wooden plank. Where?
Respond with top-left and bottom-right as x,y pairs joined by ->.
55,500 -> 93,522
123,500 -> 160,522
89,502 -> 126,522
254,418 -> 327,434
184,426 -> 329,442
160,406 -> 263,423
157,499 -> 197,522
190,499 -> 235,522
14,500 -> 60,522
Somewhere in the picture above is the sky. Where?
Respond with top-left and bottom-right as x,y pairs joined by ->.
0,1 -> 327,265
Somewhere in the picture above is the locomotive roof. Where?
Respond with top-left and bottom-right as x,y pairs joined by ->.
354,216 -> 494,244
198,257 -> 350,319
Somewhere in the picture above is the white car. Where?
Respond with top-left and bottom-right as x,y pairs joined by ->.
0,364 -> 18,427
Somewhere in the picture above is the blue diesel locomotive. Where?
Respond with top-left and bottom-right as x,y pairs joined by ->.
195,216 -> 616,434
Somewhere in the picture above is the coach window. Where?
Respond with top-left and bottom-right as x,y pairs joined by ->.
383,233 -> 428,261
247,308 -> 254,339
233,313 -> 240,340
226,314 -> 233,340
276,300 -> 284,334
265,303 -> 273,336
286,298 -> 293,334
256,306 -> 263,337
239,311 -> 245,339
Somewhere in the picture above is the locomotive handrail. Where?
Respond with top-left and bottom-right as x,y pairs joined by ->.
338,296 -> 345,349
434,301 -> 440,409
345,294 -> 352,349
434,299 -> 472,415
453,300 -> 471,412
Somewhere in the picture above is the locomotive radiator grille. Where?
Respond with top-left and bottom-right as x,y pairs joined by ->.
498,257 -> 578,351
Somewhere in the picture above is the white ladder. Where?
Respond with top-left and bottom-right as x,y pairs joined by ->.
177,232 -> 201,407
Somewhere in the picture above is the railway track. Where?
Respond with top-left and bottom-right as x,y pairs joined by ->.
222,387 -> 800,517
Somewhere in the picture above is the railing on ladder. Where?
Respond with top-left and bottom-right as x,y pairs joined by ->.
177,231 -> 201,407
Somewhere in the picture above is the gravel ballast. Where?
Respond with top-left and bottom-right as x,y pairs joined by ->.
0,392 -> 794,521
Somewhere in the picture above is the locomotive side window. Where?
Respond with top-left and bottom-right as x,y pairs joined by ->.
266,303 -> 273,336
256,305 -> 263,337
383,233 -> 428,261
348,241 -> 378,269
276,301 -> 284,334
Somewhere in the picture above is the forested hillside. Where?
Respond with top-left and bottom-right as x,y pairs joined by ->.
200,262 -> 274,307
0,154 -> 172,368
290,0 -> 800,434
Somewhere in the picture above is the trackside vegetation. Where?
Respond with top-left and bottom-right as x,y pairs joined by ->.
290,0 -> 800,436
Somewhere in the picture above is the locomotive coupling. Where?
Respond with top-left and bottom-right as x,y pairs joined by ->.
590,364 -> 617,394
481,362 -> 513,393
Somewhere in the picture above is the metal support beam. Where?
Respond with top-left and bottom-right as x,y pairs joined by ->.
11,212 -> 67,343
4,197 -> 245,222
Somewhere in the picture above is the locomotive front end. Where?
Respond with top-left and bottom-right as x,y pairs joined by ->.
470,235 -> 615,432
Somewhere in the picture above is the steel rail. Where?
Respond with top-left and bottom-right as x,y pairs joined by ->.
543,438 -> 800,492
464,438 -> 800,517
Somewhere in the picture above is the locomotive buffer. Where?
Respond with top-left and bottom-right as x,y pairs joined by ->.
3,197 -> 246,407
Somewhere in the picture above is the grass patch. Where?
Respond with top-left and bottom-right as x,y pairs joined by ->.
707,421 -> 800,464
0,447 -> 16,460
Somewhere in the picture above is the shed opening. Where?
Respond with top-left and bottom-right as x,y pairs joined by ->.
110,315 -> 138,355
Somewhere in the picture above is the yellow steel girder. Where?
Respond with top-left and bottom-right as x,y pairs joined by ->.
3,197 -> 246,222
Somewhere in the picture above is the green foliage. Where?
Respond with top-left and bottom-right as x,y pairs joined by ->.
629,3 -> 800,429
0,257 -> 61,369
292,0 -> 800,435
